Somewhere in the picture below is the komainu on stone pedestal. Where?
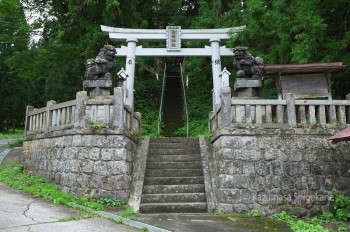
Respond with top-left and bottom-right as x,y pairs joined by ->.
233,46 -> 263,79
85,45 -> 116,79
233,47 -> 263,97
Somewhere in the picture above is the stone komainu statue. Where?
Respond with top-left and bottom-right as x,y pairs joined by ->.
85,45 -> 116,79
233,46 -> 263,79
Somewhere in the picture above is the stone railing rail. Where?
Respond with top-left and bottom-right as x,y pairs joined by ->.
25,87 -> 141,137
210,87 -> 350,132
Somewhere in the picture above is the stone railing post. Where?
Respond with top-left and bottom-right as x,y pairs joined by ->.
347,94 -> 350,123
113,87 -> 124,128
208,111 -> 214,133
135,112 -> 142,134
220,87 -> 232,128
24,105 -> 34,136
45,100 -> 56,132
286,93 -> 297,127
75,91 -> 87,128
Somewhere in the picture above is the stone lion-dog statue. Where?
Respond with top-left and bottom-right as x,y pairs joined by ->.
233,46 -> 263,79
85,45 -> 116,79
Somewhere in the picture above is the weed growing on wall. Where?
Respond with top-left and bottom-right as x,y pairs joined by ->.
251,209 -> 261,217
213,209 -> 222,216
85,117 -> 106,133
331,189 -> 350,221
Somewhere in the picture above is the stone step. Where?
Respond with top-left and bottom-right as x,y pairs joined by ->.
163,116 -> 182,120
141,193 -> 206,203
149,142 -> 200,150
142,184 -> 205,194
145,169 -> 203,177
144,176 -> 204,185
147,154 -> 201,162
163,116 -> 183,120
146,161 -> 202,169
164,103 -> 182,108
148,148 -> 200,155
139,202 -> 207,213
150,137 -> 199,144
163,109 -> 183,114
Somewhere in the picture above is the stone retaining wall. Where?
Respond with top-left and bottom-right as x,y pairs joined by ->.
23,130 -> 137,200
211,127 -> 350,216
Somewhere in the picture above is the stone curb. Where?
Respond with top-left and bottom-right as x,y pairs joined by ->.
0,149 -> 11,164
71,204 -> 171,232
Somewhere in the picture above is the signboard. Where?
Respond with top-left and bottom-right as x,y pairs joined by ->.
280,73 -> 330,99
166,26 -> 181,51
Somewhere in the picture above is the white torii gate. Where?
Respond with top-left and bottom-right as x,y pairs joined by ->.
101,25 -> 244,108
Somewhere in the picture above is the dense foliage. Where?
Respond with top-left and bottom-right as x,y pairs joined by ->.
0,0 -> 30,132
1,0 -> 350,134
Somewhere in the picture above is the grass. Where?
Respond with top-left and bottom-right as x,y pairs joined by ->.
121,207 -> 136,220
58,213 -> 93,222
0,129 -> 24,139
6,139 -> 23,148
97,196 -> 127,207
108,217 -> 124,224
274,211 -> 350,232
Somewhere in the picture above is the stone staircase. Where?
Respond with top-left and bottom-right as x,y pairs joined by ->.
139,137 -> 207,213
162,74 -> 183,137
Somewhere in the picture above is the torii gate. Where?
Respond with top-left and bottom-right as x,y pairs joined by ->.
101,25 -> 244,108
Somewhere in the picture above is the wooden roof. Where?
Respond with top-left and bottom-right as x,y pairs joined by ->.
261,62 -> 346,78
328,126 -> 350,143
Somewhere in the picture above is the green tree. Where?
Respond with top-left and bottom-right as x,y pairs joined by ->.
225,0 -> 350,98
227,0 -> 327,64
0,0 -> 30,132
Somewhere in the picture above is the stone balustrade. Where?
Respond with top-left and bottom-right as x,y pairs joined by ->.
210,87 -> 350,133
25,87 -> 141,139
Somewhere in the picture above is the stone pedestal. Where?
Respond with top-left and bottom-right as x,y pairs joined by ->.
233,78 -> 262,97
83,79 -> 113,97
233,87 -> 259,97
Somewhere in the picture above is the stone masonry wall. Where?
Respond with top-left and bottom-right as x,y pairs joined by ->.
211,127 -> 350,216
23,133 -> 136,200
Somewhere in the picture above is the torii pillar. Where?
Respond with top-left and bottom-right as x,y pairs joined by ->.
125,38 -> 138,107
210,38 -> 222,107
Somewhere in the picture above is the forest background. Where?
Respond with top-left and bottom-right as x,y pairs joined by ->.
1,0 -> 350,136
